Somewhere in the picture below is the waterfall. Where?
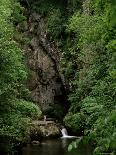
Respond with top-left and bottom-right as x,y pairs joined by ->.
61,128 -> 68,137
61,128 -> 77,138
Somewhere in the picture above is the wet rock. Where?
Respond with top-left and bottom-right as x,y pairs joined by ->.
31,140 -> 40,146
39,124 -> 60,137
30,120 -> 61,139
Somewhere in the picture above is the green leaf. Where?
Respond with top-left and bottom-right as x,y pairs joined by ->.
68,144 -> 73,152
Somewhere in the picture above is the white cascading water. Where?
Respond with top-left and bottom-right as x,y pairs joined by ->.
61,128 -> 68,137
61,128 -> 77,138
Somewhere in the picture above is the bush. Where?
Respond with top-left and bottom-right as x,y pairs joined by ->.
47,8 -> 65,38
64,112 -> 86,133
0,113 -> 30,142
15,99 -> 42,119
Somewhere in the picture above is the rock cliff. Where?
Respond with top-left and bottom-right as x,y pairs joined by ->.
19,12 -> 68,117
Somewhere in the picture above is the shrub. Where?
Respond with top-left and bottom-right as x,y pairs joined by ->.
15,99 -> 42,119
64,112 -> 86,132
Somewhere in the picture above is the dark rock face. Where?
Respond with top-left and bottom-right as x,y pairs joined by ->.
21,12 -> 68,116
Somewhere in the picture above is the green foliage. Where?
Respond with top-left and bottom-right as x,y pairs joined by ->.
90,110 -> 116,154
60,0 -> 116,154
0,0 -> 42,153
0,0 -> 27,97
31,0 -> 55,14
30,0 -> 66,39
68,138 -> 82,152
1,0 -> 114,154
11,1 -> 26,24
31,0 -> 65,15
67,0 -> 82,14
47,8 -> 65,38
15,99 -> 42,119
0,112 -> 30,142
64,112 -> 86,132
0,99 -> 42,141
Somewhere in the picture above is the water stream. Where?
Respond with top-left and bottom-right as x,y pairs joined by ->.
22,128 -> 93,155
22,138 -> 92,155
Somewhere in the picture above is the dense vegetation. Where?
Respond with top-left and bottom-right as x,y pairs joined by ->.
0,0 -> 116,154
0,0 -> 41,153
63,1 -> 116,154
67,2 -> 116,155
28,0 -> 116,154
64,0 -> 116,154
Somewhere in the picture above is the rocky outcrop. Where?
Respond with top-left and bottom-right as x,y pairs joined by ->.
19,12 -> 68,115
30,120 -> 61,140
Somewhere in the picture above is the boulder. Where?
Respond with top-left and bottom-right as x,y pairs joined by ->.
31,140 -> 40,146
30,120 -> 61,140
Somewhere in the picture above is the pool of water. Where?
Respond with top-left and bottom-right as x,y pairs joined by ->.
22,138 -> 93,155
